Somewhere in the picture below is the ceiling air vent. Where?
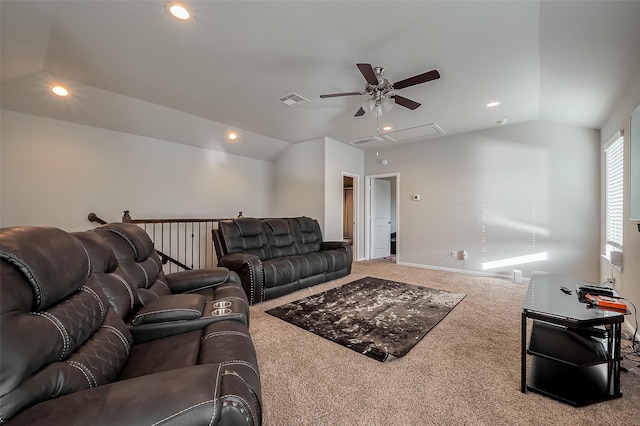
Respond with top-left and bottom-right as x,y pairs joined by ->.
349,134 -> 396,147
278,92 -> 311,108
380,123 -> 445,142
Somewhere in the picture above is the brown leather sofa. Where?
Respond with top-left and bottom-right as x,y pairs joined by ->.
78,223 -> 251,342
0,226 -> 262,425
213,216 -> 352,304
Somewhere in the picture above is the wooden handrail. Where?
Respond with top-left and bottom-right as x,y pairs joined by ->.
87,212 -> 107,225
122,210 -> 240,224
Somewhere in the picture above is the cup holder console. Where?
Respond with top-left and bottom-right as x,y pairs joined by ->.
212,301 -> 232,316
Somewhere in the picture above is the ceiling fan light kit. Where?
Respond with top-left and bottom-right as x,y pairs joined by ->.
320,63 -> 441,117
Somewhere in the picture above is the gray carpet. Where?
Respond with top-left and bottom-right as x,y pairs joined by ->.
266,276 -> 465,361
250,261 -> 640,425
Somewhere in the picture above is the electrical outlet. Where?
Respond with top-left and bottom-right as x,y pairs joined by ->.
450,250 -> 456,257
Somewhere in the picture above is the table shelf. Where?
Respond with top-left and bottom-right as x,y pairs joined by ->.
521,274 -> 626,407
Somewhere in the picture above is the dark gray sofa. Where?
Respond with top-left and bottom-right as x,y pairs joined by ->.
0,225 -> 261,425
213,216 -> 352,304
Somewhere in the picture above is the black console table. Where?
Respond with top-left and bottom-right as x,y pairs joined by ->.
521,274 -> 628,406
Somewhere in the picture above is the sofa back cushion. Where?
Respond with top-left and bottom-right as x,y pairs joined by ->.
290,217 -> 323,254
94,223 -> 171,305
0,226 -> 132,422
262,219 -> 298,258
218,218 -> 271,260
72,231 -> 139,320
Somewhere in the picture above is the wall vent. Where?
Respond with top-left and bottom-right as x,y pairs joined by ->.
278,92 -> 310,108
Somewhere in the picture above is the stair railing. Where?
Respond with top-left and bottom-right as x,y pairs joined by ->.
88,211 -> 238,273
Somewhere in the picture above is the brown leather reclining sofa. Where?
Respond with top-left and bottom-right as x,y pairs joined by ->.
213,216 -> 353,305
0,224 -> 262,425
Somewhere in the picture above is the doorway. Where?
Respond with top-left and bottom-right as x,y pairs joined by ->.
366,173 -> 398,262
342,173 -> 359,259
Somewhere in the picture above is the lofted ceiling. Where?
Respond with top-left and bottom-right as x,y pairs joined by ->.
2,1 -> 640,162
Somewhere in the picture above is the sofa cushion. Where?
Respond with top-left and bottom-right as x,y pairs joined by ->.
262,258 -> 298,289
94,224 -> 171,305
290,217 -> 323,254
263,218 -> 297,258
72,231 -> 140,320
219,218 -> 271,260
319,248 -> 352,272
0,227 -> 90,310
0,227 -> 133,422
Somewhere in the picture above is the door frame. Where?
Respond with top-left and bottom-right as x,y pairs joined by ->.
342,172 -> 360,260
365,172 -> 400,261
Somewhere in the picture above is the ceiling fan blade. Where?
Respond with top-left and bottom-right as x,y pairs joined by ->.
393,95 -> 421,110
393,69 -> 440,90
356,63 -> 378,86
354,107 -> 366,117
319,91 -> 364,98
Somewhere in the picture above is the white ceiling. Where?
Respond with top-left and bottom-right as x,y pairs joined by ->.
2,1 -> 640,161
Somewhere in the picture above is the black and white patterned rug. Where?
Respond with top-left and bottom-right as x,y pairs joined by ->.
266,276 -> 466,362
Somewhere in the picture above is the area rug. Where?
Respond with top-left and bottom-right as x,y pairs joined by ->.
266,276 -> 466,362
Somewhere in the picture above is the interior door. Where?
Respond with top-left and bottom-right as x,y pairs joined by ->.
371,179 -> 391,259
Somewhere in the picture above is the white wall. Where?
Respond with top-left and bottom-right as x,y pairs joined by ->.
0,110 -> 275,231
365,120 -> 600,281
272,137 -> 365,258
324,138 -> 364,255
599,68 -> 640,319
271,138 -> 325,224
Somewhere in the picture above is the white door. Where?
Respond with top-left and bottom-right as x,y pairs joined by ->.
371,179 -> 391,259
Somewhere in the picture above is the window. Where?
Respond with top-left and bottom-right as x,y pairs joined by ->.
604,132 -> 624,256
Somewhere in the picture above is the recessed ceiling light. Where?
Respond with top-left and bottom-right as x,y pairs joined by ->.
227,132 -> 238,140
486,101 -> 501,108
51,85 -> 69,97
168,3 -> 191,20
382,126 -> 392,131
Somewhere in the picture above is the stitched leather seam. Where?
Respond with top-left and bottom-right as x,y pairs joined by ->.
78,245 -> 92,279
149,399 -> 215,426
109,273 -> 136,311
132,308 -> 201,322
157,279 -> 171,291
81,285 -> 105,318
0,249 -> 43,308
136,262 -> 150,287
33,312 -> 69,360
104,227 -> 139,259
209,365 -> 221,426
201,331 -> 249,341
101,324 -> 131,354
220,360 -> 259,376
67,360 -> 96,388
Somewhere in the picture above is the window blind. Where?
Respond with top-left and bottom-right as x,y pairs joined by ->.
605,135 -> 624,250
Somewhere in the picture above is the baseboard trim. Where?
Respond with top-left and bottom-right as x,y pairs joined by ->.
396,261 -> 531,283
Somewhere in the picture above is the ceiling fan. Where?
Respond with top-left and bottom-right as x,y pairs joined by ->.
320,63 -> 440,117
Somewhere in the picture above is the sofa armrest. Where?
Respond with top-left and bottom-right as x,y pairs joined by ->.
219,253 -> 264,305
128,294 -> 248,343
6,364 -> 260,426
321,241 -> 351,251
130,294 -> 205,326
165,268 -> 231,294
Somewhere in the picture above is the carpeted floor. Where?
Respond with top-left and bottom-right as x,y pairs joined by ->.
249,260 -> 640,425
